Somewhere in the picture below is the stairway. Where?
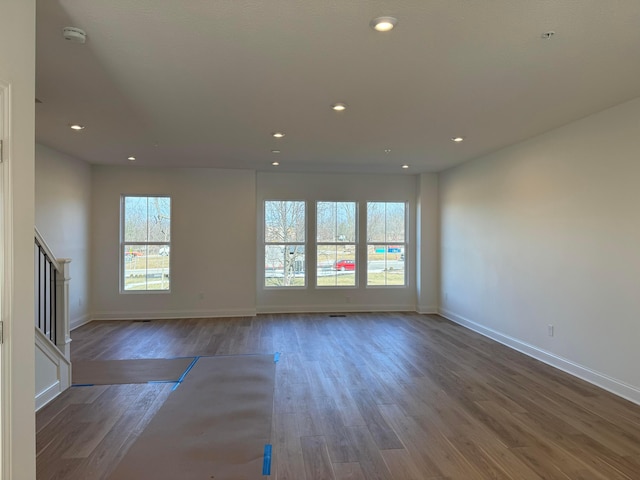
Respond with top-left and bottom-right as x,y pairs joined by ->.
34,228 -> 72,410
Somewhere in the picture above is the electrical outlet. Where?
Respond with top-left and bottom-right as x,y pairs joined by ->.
548,324 -> 554,337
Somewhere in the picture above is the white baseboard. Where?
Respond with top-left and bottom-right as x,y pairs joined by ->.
417,305 -> 438,314
439,308 -> 640,406
257,304 -> 416,314
90,308 -> 257,321
70,313 -> 91,330
36,381 -> 61,411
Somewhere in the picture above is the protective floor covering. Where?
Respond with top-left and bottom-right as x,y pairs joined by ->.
72,357 -> 196,385
108,354 -> 276,480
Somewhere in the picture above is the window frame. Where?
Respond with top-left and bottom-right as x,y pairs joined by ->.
263,200 -> 307,289
366,201 -> 408,287
120,194 -> 172,294
315,201 -> 358,289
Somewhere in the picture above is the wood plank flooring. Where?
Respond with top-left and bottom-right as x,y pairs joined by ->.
37,313 -> 640,479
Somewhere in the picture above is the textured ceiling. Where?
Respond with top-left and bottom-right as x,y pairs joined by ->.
36,0 -> 640,173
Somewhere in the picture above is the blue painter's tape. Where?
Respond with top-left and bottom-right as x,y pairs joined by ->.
172,356 -> 200,391
262,444 -> 272,475
177,356 -> 200,383
273,352 -> 280,363
147,380 -> 179,384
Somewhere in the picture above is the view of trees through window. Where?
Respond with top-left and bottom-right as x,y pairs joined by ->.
317,202 -> 357,286
264,200 -> 306,287
367,202 -> 406,286
122,195 -> 171,291
264,199 -> 406,288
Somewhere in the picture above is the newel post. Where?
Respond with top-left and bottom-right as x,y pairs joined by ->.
55,258 -> 72,359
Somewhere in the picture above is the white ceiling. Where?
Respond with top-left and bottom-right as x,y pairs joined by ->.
36,0 -> 640,174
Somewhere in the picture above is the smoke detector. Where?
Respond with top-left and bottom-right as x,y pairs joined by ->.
62,27 -> 87,44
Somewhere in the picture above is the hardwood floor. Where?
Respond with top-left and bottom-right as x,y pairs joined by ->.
37,313 -> 640,479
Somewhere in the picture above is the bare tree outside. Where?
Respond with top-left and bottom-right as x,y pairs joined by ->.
265,201 -> 306,286
122,196 -> 171,291
367,202 -> 406,286
317,202 -> 357,286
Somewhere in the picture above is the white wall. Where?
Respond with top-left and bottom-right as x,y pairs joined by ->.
417,174 -> 439,314
439,96 -> 640,403
0,0 -> 36,477
91,166 -> 256,320
35,144 -> 91,329
257,172 -> 420,313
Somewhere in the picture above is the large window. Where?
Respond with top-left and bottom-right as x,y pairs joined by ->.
316,202 -> 357,287
367,202 -> 406,286
121,195 -> 171,292
264,200 -> 306,287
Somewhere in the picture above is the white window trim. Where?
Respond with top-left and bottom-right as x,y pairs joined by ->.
365,201 -> 408,288
263,200 -> 307,289
120,194 -> 172,294
315,201 -> 359,288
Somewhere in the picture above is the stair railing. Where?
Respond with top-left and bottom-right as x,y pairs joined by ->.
34,227 -> 71,358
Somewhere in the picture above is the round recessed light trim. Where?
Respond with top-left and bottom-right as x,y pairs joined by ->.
271,150 -> 281,154
271,161 -> 280,166
370,16 -> 397,32
401,164 -> 409,169
127,156 -> 136,161
541,31 -> 555,39
69,124 -> 85,131
451,136 -> 465,143
331,102 -> 347,112
272,132 -> 285,138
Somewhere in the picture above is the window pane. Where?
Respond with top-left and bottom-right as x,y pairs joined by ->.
386,202 -> 405,242
265,201 -> 305,243
317,244 -> 356,287
367,202 -> 405,243
336,202 -> 357,242
265,245 -> 305,287
317,202 -> 356,243
367,202 -> 386,242
123,245 -> 171,291
147,197 -> 171,242
316,202 -> 336,242
367,245 -> 405,286
124,196 -> 148,242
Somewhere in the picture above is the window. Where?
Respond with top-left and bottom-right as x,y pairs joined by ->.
316,202 -> 357,287
264,200 -> 306,287
121,195 -> 171,291
367,202 -> 406,286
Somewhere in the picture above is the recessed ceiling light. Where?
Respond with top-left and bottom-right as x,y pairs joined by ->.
384,149 -> 392,154
127,156 -> 136,161
451,136 -> 464,143
69,124 -> 85,131
272,132 -> 285,138
370,16 -> 397,32
271,150 -> 281,154
402,164 -> 409,169
331,102 -> 347,112
271,161 -> 280,166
